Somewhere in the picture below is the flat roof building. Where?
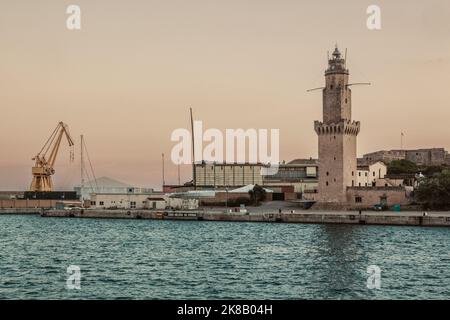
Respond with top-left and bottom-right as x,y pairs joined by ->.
74,176 -> 153,200
194,161 -> 266,188
263,159 -> 318,194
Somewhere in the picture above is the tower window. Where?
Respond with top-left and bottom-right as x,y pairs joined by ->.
330,85 -> 334,89
326,172 -> 329,176
326,181 -> 329,186
355,196 -> 362,203
345,98 -> 348,103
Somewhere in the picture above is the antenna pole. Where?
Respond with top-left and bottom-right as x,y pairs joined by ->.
344,48 -> 347,68
346,83 -> 371,87
190,107 -> 196,190
307,86 -> 325,92
401,132 -> 404,150
162,153 -> 165,191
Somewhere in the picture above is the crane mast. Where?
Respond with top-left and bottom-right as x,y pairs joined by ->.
30,122 -> 75,192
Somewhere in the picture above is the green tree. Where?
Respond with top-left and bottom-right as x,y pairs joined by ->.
421,165 -> 446,176
415,171 -> 450,210
248,184 -> 266,205
387,159 -> 418,174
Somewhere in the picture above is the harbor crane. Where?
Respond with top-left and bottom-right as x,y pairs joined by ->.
30,122 -> 75,192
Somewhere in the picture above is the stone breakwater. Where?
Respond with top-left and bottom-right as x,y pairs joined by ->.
31,209 -> 450,227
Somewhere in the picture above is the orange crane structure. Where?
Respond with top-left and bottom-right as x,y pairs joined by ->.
30,122 -> 75,192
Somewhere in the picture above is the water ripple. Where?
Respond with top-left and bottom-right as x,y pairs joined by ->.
0,215 -> 449,299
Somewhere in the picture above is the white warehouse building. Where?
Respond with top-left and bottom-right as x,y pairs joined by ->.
89,193 -> 198,210
74,177 -> 153,201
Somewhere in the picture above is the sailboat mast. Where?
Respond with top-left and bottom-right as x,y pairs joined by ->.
80,134 -> 85,205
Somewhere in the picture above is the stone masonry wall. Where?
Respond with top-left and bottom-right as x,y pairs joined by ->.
346,187 -> 409,208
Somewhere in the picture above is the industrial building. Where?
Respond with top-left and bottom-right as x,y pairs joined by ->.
262,159 -> 319,198
0,191 -> 24,200
183,159 -> 319,201
74,176 -> 153,201
0,191 -> 81,209
89,193 -> 198,210
194,161 -> 266,188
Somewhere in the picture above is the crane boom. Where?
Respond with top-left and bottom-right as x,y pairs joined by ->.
30,122 -> 75,192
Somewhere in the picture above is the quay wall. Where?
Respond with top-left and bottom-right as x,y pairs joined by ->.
37,209 -> 450,227
0,199 -> 57,209
0,208 -> 43,215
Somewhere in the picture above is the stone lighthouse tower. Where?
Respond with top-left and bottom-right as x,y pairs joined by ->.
314,47 -> 360,203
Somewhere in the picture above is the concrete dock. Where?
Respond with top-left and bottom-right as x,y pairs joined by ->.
30,208 -> 450,227
0,208 -> 44,215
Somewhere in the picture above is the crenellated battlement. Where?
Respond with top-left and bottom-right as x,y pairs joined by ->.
314,120 -> 360,136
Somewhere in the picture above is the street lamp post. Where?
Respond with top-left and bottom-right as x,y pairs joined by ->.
225,186 -> 228,213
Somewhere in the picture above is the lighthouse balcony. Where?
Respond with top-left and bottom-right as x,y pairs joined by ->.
314,120 -> 360,135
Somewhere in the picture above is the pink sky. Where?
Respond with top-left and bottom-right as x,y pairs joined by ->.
1,0 -> 449,190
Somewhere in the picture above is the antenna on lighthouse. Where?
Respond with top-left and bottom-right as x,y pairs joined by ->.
345,48 -> 348,68
346,83 -> 371,87
307,86 -> 326,92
